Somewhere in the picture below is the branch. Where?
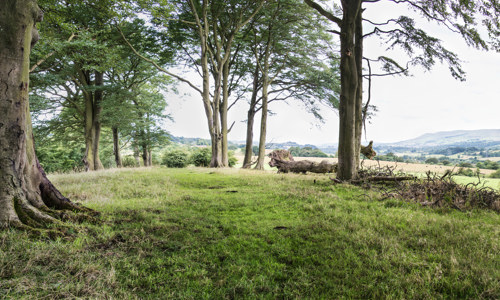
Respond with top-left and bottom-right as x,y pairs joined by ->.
116,25 -> 203,96
30,33 -> 76,73
304,0 -> 342,26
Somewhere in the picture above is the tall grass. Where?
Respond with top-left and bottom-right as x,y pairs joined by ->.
1,167 -> 498,299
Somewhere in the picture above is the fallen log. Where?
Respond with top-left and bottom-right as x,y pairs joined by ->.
268,150 -> 337,174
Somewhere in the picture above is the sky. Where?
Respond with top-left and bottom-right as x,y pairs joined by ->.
163,2 -> 500,146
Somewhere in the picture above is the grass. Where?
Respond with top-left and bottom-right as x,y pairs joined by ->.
1,167 -> 499,299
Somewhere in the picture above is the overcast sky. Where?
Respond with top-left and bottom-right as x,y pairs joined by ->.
164,2 -> 500,146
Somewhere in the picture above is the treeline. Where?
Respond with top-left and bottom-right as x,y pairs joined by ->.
30,0 -> 340,173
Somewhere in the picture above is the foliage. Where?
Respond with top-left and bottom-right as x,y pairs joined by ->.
35,144 -> 84,173
162,150 -> 189,168
455,167 -> 479,177
122,156 -> 139,168
476,160 -> 500,170
425,157 -> 439,165
376,152 -> 404,163
227,151 -> 238,168
1,168 -> 498,298
289,146 -> 328,158
189,148 -> 212,167
489,169 -> 500,179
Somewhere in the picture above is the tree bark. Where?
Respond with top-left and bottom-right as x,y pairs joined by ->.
254,74 -> 269,170
337,1 -> 361,181
242,66 -> 261,169
82,70 -> 104,171
354,8 -> 363,170
0,0 -> 95,229
112,127 -> 122,167
220,60 -> 230,166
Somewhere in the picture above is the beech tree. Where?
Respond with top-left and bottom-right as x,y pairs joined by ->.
0,0 -> 94,230
305,0 -> 499,180
239,0 -> 340,170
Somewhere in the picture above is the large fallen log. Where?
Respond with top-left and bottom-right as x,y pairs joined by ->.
268,150 -> 337,174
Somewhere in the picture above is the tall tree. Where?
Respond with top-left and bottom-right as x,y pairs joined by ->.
305,0 -> 499,180
0,0 -> 94,229
123,0 -> 265,167
240,0 -> 340,170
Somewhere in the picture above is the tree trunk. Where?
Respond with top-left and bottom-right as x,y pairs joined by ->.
142,142 -> 149,167
242,67 -> 260,169
133,145 -> 140,166
337,1 -> 361,181
242,108 -> 257,168
254,76 -> 269,170
220,60 -> 230,166
0,0 -> 95,229
354,8 -> 364,170
148,149 -> 152,166
112,127 -> 122,167
82,71 -> 104,171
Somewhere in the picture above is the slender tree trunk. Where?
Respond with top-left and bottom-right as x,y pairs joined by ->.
0,0 -> 94,229
148,149 -> 152,166
242,67 -> 260,169
112,127 -> 122,167
354,8 -> 363,170
337,1 -> 361,181
133,145 -> 141,167
254,76 -> 269,170
142,142 -> 149,167
242,108 -> 257,168
220,61 -> 230,166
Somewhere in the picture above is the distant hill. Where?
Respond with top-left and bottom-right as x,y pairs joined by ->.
386,129 -> 500,148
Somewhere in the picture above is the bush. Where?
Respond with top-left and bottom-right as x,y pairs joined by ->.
456,167 -> 478,177
162,150 -> 188,168
122,156 -> 139,167
190,148 -> 211,167
228,151 -> 238,167
489,169 -> 500,178
425,157 -> 439,164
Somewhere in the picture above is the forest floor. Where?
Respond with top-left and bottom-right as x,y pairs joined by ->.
1,167 -> 499,299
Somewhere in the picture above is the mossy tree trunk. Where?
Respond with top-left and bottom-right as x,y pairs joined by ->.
0,0 -> 94,229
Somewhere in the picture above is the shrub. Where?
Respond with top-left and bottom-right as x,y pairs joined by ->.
122,156 -> 139,167
425,157 -> 439,164
489,169 -> 500,178
162,150 -> 188,168
228,151 -> 238,167
190,148 -> 211,167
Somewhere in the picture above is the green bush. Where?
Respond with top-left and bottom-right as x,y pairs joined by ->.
36,145 -> 84,173
190,148 -> 211,167
489,169 -> 500,178
162,150 -> 189,168
456,167 -> 478,177
228,151 -> 238,167
122,156 -> 139,167
425,157 -> 439,164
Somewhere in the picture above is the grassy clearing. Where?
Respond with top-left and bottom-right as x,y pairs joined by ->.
1,167 -> 499,299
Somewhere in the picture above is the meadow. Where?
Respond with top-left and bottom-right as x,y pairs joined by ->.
0,167 -> 499,299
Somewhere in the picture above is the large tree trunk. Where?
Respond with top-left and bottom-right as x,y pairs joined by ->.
337,1 -> 361,181
112,127 -> 122,167
142,142 -> 149,167
0,0 -> 95,229
82,71 -> 104,171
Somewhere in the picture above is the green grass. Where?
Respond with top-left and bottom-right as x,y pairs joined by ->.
1,167 -> 499,299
